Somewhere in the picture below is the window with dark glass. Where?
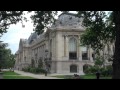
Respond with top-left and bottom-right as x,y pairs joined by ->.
82,52 -> 88,60
50,39 -> 52,58
92,53 -> 95,60
69,38 -> 77,59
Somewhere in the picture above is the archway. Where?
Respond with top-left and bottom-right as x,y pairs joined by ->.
70,65 -> 77,73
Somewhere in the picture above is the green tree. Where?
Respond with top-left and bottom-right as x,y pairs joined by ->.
79,11 -> 115,53
38,58 -> 43,69
94,56 -> 104,68
112,11 -> 120,79
0,11 -> 24,36
0,45 -> 15,71
6,52 -> 15,70
0,42 -> 8,71
30,11 -> 58,35
76,11 -> 120,79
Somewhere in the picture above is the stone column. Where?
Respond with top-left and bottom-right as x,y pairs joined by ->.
53,37 -> 56,60
78,36 -> 82,61
88,46 -> 93,62
87,46 -> 90,60
52,38 -> 54,60
65,35 -> 69,60
62,35 -> 68,60
54,36 -> 56,60
56,62 -> 62,73
64,35 -> 66,57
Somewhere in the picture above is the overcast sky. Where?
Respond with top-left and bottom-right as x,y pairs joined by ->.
1,12 -> 34,54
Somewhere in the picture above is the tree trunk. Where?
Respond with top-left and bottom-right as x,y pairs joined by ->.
112,11 -> 120,79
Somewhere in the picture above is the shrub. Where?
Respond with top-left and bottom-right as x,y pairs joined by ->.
89,66 -> 99,74
31,59 -> 35,68
22,65 -> 47,74
29,68 -> 36,73
94,56 -> 104,67
83,64 -> 92,74
105,65 -> 112,76
38,58 -> 43,68
99,65 -> 112,77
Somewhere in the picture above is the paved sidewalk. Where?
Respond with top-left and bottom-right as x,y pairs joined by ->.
14,70 -> 62,79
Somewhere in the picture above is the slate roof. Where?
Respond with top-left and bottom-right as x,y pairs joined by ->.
28,32 -> 38,44
50,12 -> 85,30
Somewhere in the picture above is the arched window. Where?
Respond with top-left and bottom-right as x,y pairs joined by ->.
70,65 -> 77,73
69,38 -> 77,59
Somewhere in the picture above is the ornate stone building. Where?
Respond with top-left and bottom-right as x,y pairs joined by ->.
14,13 -> 113,74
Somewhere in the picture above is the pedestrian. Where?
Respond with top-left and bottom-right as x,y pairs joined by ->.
45,69 -> 47,76
96,71 -> 100,79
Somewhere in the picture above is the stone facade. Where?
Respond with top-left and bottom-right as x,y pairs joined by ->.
14,13 -> 113,74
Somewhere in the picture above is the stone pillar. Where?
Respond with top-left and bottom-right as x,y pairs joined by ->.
56,62 -> 62,73
52,38 -> 54,60
64,35 -> 66,57
53,37 -> 55,60
62,35 -> 68,60
89,47 -> 93,62
65,35 -> 69,60
87,46 -> 90,60
79,64 -> 84,75
78,36 -> 82,61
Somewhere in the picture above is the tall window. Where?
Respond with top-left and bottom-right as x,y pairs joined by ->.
69,38 -> 77,59
81,46 -> 88,60
35,54 -> 37,63
24,56 -> 26,62
50,39 -> 52,58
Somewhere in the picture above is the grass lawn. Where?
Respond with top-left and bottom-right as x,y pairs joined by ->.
3,75 -> 36,79
3,71 -> 20,75
80,74 -> 112,79
3,71 -> 36,79
52,75 -> 74,79
52,74 -> 112,79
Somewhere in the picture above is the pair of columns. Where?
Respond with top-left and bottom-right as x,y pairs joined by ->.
63,35 -> 93,62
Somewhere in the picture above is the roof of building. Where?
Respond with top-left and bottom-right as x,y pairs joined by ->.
28,32 -> 38,44
50,12 -> 85,30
